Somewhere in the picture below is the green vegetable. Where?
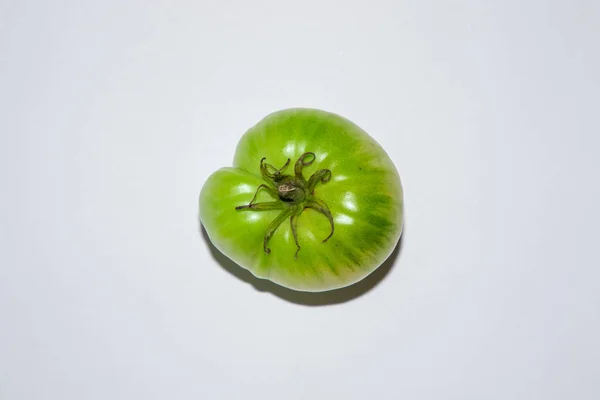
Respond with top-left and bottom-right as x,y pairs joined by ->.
200,108 -> 403,292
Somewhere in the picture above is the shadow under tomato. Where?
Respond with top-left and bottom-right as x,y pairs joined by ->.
200,223 -> 404,306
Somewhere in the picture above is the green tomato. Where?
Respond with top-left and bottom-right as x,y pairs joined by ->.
199,108 -> 403,292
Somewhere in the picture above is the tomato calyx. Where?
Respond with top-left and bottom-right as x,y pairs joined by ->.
235,152 -> 334,258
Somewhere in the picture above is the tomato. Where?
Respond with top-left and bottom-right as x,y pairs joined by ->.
199,108 -> 403,292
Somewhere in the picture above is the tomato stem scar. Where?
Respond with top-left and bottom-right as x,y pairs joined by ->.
235,152 -> 334,258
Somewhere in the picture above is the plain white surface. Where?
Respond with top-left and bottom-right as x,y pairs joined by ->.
1,1 -> 599,399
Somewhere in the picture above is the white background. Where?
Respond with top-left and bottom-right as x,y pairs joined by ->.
1,1 -> 599,399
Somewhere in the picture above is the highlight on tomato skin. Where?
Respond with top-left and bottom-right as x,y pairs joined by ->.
199,108 -> 403,292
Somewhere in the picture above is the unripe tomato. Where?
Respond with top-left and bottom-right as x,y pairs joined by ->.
200,109 -> 403,292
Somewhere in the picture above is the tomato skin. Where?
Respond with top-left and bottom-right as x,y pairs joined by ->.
200,109 -> 403,292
